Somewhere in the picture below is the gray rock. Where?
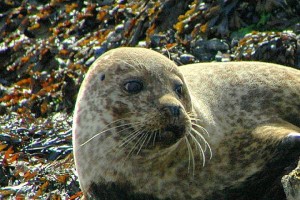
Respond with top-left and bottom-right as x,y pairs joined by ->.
150,34 -> 167,47
192,38 -> 229,61
180,54 -> 194,64
281,160 -> 300,200
94,46 -> 107,58
85,56 -> 96,67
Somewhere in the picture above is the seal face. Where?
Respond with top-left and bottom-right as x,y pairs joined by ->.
73,47 -> 300,200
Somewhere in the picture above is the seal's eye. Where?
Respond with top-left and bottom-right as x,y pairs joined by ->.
175,84 -> 183,97
124,80 -> 143,94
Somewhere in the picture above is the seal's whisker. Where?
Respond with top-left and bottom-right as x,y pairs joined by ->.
118,129 -> 147,166
122,134 -> 144,161
190,122 -> 210,136
97,124 -> 144,156
118,126 -> 145,149
133,130 -> 149,153
191,127 -> 208,152
187,112 -> 199,118
188,132 -> 206,167
144,131 -> 155,147
188,113 -> 206,125
185,136 -> 192,172
191,127 -> 211,151
189,117 -> 201,123
185,136 -> 195,176
136,130 -> 151,155
191,127 -> 213,160
127,129 -> 148,158
94,123 -> 143,156
80,121 -> 142,147
152,130 -> 159,146
187,112 -> 210,137
187,111 -> 195,116
98,116 -> 137,130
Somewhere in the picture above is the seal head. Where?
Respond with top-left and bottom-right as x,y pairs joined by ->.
73,48 -> 211,199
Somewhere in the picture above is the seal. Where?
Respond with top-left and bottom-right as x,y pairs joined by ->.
72,47 -> 300,200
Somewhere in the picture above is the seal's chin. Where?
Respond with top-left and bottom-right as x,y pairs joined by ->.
156,124 -> 186,146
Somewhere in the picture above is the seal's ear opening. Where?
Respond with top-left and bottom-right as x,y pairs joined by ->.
100,74 -> 105,81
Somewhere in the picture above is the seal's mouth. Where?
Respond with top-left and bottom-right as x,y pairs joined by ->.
116,123 -> 187,152
156,124 -> 186,146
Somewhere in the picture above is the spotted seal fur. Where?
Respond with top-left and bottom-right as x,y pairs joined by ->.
72,47 -> 300,200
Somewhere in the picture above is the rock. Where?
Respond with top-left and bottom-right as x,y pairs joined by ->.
215,51 -> 231,62
282,160 -> 300,200
85,56 -> 95,66
192,38 -> 229,61
137,41 -> 147,47
94,45 -> 107,58
179,53 -> 194,64
233,31 -> 299,68
150,34 -> 167,48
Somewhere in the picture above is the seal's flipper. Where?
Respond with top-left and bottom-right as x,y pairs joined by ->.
277,132 -> 300,163
210,123 -> 300,200
252,120 -> 300,164
280,132 -> 300,149
258,129 -> 300,200
252,120 -> 300,149
233,121 -> 300,199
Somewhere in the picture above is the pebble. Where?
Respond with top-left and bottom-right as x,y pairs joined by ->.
138,41 -> 147,47
85,56 -> 95,66
150,34 -> 167,47
192,38 -> 229,61
180,53 -> 195,64
94,46 -> 107,58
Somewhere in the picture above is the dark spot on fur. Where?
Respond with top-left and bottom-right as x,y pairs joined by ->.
112,101 -> 130,118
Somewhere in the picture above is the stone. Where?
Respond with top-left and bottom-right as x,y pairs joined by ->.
282,160 -> 300,200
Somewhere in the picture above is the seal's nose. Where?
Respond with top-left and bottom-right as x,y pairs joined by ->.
163,105 -> 181,117
159,94 -> 182,118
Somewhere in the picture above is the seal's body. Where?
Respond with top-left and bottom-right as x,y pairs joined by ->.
72,48 -> 300,200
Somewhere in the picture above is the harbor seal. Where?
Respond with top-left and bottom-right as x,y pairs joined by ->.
72,47 -> 300,200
